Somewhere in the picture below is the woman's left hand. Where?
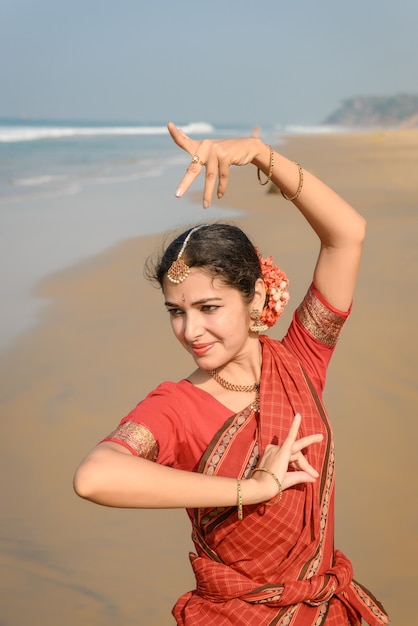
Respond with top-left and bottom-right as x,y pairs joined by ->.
167,122 -> 266,208
251,413 -> 323,501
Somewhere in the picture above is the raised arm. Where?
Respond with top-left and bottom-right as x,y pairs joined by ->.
254,146 -> 366,311
168,123 -> 366,311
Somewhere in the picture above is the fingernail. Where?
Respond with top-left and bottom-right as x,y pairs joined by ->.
217,192 -> 223,199
203,201 -> 209,209
175,188 -> 183,198
294,413 -> 301,421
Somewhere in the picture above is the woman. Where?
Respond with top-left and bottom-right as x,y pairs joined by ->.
74,124 -> 389,625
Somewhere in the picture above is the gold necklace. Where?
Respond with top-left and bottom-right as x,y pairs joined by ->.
209,369 -> 260,412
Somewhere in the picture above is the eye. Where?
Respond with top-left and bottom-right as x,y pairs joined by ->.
201,305 -> 220,313
166,308 -> 184,317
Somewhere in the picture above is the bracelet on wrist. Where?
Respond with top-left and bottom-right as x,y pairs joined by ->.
257,144 -> 274,186
281,161 -> 304,201
251,467 -> 283,505
236,479 -> 243,520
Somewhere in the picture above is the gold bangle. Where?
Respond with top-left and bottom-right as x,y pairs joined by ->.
281,161 -> 303,201
251,467 -> 283,504
237,479 -> 243,520
257,144 -> 274,186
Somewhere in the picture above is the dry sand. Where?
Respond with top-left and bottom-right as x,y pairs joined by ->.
1,130 -> 417,625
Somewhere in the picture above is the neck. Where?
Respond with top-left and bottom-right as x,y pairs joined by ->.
213,339 -> 262,385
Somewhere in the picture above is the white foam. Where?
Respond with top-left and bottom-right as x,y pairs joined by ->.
0,122 -> 215,143
14,175 -> 65,187
180,122 -> 215,135
275,124 -> 350,135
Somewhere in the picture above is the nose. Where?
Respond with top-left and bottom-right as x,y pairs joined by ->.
183,311 -> 203,343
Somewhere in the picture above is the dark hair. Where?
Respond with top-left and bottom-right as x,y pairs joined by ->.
145,223 -> 262,302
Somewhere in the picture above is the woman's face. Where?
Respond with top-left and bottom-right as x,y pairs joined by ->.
163,268 -> 258,370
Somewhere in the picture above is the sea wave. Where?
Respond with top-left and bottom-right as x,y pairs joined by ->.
0,121 -> 215,143
3,154 -> 188,203
13,175 -> 66,187
275,124 -> 350,135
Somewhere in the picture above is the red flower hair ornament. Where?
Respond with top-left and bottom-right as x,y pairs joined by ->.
256,249 -> 290,328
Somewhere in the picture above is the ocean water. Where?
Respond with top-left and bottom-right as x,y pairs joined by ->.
0,118 -> 345,351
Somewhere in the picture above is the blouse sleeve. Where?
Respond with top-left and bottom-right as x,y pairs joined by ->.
281,284 -> 351,393
100,382 -> 186,467
100,381 -> 233,471
102,422 -> 159,461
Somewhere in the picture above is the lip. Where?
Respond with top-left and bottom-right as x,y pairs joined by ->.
190,342 -> 214,356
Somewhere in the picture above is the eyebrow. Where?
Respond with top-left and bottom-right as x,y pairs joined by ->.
164,297 -> 223,307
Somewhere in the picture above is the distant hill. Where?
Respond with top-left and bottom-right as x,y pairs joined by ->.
323,94 -> 418,128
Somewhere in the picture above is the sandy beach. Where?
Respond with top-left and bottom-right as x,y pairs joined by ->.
1,130 -> 417,625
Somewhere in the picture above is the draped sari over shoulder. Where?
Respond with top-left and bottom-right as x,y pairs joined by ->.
173,336 -> 389,626
103,287 -> 390,625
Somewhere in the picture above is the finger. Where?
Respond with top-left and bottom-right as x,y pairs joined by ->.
176,138 -> 216,199
290,453 -> 319,478
217,159 -> 230,199
291,433 -> 323,454
202,153 -> 218,208
283,471 -> 318,490
281,413 -> 302,451
175,160 -> 205,198
167,122 -> 197,154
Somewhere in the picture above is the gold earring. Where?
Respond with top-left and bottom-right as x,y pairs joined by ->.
249,310 -> 268,333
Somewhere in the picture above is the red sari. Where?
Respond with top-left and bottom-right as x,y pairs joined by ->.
104,288 -> 389,625
172,337 -> 389,625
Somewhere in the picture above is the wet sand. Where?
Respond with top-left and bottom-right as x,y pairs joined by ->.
1,130 -> 417,624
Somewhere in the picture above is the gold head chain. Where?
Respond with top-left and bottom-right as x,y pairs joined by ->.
166,225 -> 207,284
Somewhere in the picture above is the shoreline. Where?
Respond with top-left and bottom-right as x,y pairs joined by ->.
0,159 -> 243,355
4,126 -> 415,355
1,129 -> 417,624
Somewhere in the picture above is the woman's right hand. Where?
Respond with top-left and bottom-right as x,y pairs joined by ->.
249,414 -> 323,502
167,122 -> 267,207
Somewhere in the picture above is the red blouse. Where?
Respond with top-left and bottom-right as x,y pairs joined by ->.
102,285 -> 350,470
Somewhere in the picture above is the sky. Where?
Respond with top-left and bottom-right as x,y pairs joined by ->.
1,0 -> 418,126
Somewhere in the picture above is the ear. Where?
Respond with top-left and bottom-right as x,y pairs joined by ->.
250,278 -> 266,312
